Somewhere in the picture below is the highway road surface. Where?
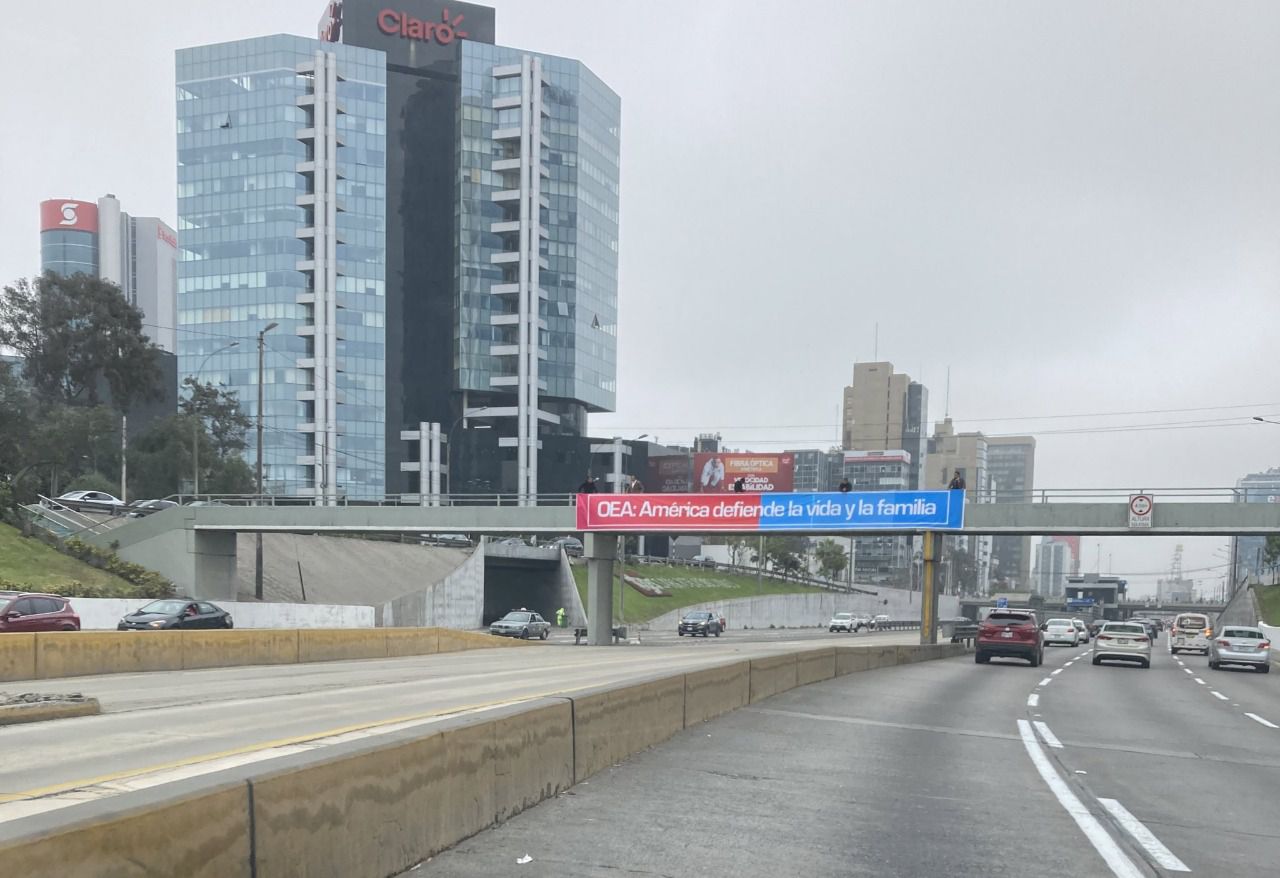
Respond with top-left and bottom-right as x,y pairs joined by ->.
0,630 -> 913,825
416,639 -> 1280,877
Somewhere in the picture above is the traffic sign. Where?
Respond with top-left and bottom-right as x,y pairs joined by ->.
1128,494 -> 1154,529
995,597 -> 1008,608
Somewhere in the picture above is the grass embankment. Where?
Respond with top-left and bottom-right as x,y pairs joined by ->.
0,523 -> 134,594
1256,585 -> 1280,626
571,562 -> 826,625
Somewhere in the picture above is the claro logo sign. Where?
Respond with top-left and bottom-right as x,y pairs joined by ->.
377,7 -> 469,45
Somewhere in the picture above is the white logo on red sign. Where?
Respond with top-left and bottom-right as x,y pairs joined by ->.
58,203 -> 79,225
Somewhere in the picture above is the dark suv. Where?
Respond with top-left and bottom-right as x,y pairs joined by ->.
678,611 -> 723,637
975,609 -> 1042,666
0,593 -> 81,632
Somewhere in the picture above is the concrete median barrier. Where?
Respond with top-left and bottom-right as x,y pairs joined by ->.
867,644 -> 899,670
0,634 -> 36,682
685,660 -> 750,726
0,780 -> 251,878
182,629 -> 299,670
796,647 -> 837,685
572,675 -> 686,783
490,700 -> 574,822
34,631 -> 184,679
836,645 -> 871,675
385,627 -> 440,657
749,653 -> 799,703
298,629 -> 391,663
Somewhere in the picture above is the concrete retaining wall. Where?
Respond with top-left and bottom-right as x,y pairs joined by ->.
70,597 -> 374,631
1216,584 -> 1263,630
0,627 -> 531,683
379,541 -> 485,628
0,641 -> 970,875
644,589 -> 961,631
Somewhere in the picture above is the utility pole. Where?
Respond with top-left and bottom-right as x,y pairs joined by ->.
120,413 -> 128,504
254,322 -> 279,600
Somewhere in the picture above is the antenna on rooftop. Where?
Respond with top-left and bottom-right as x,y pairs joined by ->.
944,367 -> 951,418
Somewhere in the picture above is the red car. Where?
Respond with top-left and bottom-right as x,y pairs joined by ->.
974,609 -> 1042,667
0,592 -> 81,632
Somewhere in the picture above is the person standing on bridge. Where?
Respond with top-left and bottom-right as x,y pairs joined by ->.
732,476 -> 746,493
626,474 -> 645,493
948,470 -> 966,491
578,474 -> 598,494
838,477 -> 852,493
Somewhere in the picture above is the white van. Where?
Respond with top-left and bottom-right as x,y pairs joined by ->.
1169,612 -> 1211,655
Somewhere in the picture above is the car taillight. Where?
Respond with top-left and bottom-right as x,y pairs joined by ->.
1097,634 -> 1112,641
1217,640 -> 1231,648
1135,636 -> 1149,643
1204,628 -> 1213,637
1261,642 -> 1271,650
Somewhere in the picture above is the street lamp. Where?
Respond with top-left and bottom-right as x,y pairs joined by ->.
190,341 -> 240,497
445,407 -> 495,498
254,322 -> 279,600
1253,416 -> 1280,426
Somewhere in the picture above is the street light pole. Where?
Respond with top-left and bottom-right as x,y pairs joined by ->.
190,341 -> 240,498
254,322 -> 278,600
445,407 -> 494,499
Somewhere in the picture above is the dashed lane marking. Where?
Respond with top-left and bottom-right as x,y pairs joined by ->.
1039,677 -> 1053,687
1097,798 -> 1191,872
1052,669 -> 1064,675
1245,713 -> 1279,729
1032,720 -> 1063,749
1194,678 -> 1206,685
1211,691 -> 1228,701
1028,693 -> 1040,707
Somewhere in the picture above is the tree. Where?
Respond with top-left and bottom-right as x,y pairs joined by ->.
128,415 -> 256,500
815,539 -> 849,581
0,273 -> 162,410
28,403 -> 121,495
1264,534 -> 1280,584
764,535 -> 805,579
180,377 -> 251,457
0,360 -> 34,479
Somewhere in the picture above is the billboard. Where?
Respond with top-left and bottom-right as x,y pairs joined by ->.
694,453 -> 794,493
646,454 -> 692,493
40,199 -> 98,233
575,490 -> 966,533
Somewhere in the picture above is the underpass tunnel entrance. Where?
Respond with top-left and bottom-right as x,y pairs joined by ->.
483,558 -> 563,626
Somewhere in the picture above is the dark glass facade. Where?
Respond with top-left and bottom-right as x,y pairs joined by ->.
40,229 -> 98,277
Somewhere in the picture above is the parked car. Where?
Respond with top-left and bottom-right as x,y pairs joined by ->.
117,599 -> 233,630
489,610 -> 551,640
829,612 -> 861,633
1208,626 -> 1271,673
548,536 -> 584,557
975,609 -> 1042,666
53,490 -> 124,513
423,533 -> 472,547
0,593 -> 81,632
127,498 -> 179,517
1092,621 -> 1152,668
678,611 -> 722,637
690,555 -> 716,568
1169,612 -> 1211,655
1072,619 -> 1090,643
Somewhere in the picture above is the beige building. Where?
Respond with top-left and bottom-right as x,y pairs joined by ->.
841,362 -> 928,490
925,417 -> 987,491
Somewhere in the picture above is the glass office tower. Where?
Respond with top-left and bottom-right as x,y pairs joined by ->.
176,35 -> 387,499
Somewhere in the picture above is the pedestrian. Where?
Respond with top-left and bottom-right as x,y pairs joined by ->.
838,477 -> 852,493
577,474 -> 598,494
948,470 -> 966,491
555,607 -> 566,628
626,474 -> 645,493
732,476 -> 746,493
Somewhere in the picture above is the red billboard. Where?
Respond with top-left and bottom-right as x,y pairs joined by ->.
646,455 -> 692,493
40,199 -> 98,233
694,453 -> 794,493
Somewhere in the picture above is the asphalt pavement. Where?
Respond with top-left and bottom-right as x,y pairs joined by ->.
414,637 -> 1280,877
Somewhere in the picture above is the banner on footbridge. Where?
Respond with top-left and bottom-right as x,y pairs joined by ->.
575,491 -> 966,532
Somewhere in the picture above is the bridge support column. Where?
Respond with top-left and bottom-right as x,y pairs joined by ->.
585,532 -> 616,646
920,531 -> 939,645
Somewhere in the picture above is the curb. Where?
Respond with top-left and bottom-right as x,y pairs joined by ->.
0,698 -> 101,727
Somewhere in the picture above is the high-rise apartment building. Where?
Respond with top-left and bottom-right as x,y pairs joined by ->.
987,436 -> 1036,588
177,1 -> 620,500
40,195 -> 178,352
927,418 -> 991,593
1035,537 -> 1075,597
839,450 -> 913,581
841,362 -> 928,489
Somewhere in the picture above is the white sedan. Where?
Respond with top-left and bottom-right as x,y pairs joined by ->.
54,490 -> 124,512
1092,621 -> 1152,669
1042,618 -> 1080,647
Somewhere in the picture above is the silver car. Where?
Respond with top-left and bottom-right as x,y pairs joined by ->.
1208,626 -> 1272,673
1092,621 -> 1152,668
489,610 -> 551,640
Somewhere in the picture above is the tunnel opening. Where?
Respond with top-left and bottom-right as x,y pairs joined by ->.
482,558 -> 564,626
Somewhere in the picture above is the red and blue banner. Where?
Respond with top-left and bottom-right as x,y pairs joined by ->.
575,491 -> 965,532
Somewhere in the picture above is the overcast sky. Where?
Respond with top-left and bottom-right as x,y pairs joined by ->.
3,1 -> 1279,595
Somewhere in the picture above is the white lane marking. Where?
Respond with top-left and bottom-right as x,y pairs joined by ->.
1052,669 -> 1064,675
1183,668 -> 1193,674
1245,713 -> 1279,729
1039,677 -> 1053,686
1033,720 -> 1064,749
1194,678 -> 1206,685
1027,693 -> 1040,707
1097,798 -> 1191,872
1211,691 -> 1229,701
1016,721 -> 1144,878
